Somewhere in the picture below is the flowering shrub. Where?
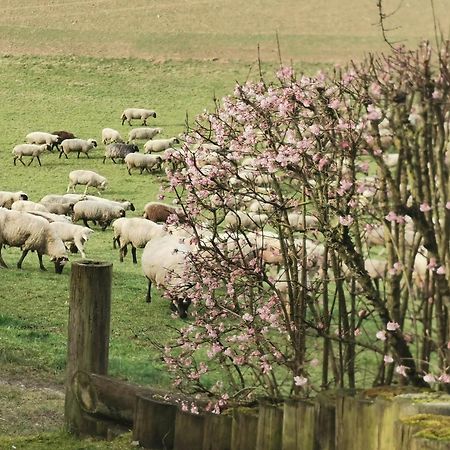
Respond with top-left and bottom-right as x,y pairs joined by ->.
161,41 -> 449,408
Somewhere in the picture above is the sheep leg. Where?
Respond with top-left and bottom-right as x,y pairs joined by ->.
131,246 -> 137,264
0,247 -> 8,268
37,253 -> 47,271
27,156 -> 34,166
145,277 -> 152,303
74,237 -> 86,259
18,156 -> 26,166
82,219 -> 91,228
111,158 -> 117,164
13,156 -> 17,166
119,244 -> 127,262
142,119 -> 147,126
102,156 -> 106,164
127,167 -> 132,175
36,155 -> 42,166
17,249 -> 29,269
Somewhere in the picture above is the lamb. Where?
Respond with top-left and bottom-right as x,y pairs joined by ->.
67,170 -> 108,195
72,200 -> 126,230
103,143 -> 139,164
12,143 -> 50,166
113,217 -> 166,263
124,153 -> 163,174
25,132 -> 61,151
143,201 -> 186,223
59,138 -> 98,159
101,128 -> 125,145
0,191 -> 28,209
144,138 -> 180,153
11,200 -> 49,213
121,108 -> 157,126
141,234 -> 194,318
48,222 -> 94,259
52,131 -> 76,142
0,208 -> 68,273
128,127 -> 162,141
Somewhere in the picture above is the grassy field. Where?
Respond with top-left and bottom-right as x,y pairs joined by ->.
0,0 -> 447,447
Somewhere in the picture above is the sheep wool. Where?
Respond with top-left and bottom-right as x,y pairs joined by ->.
67,170 -> 108,195
25,132 -> 61,150
12,143 -> 50,166
125,153 -> 162,175
101,128 -> 125,145
0,191 -> 28,209
121,108 -> 157,126
103,143 -> 139,164
60,138 -> 98,159
144,138 -> 180,153
128,127 -> 162,141
0,208 -> 68,273
72,200 -> 125,231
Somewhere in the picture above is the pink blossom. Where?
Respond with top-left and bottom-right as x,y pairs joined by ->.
328,98 -> 340,110
446,201 -> 450,210
309,124 -> 321,136
339,215 -> 354,226
294,375 -> 308,386
367,104 -> 382,121
387,321 -> 400,331
419,203 -> 432,212
310,358 -> 320,367
438,374 -> 450,383
376,330 -> 387,341
242,313 -> 253,322
436,266 -> 446,275
395,365 -> 408,377
423,373 -> 436,383
384,355 -> 394,364
388,262 -> 403,275
318,157 -> 329,171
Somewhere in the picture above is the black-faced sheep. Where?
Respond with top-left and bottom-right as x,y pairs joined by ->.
143,202 -> 186,224
121,108 -> 157,126
13,143 -> 50,166
0,191 -> 28,209
103,143 -> 139,164
128,127 -> 162,141
0,208 -> 68,273
72,200 -> 125,230
60,138 -> 98,159
124,153 -> 163,175
144,138 -> 180,153
67,170 -> 108,195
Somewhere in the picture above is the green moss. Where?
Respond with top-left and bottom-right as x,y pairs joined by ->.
402,414 -> 450,441
362,386 -> 429,400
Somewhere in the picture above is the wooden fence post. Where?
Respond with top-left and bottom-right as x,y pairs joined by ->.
64,260 -> 113,436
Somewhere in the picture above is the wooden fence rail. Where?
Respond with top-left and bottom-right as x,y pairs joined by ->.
64,262 -> 450,449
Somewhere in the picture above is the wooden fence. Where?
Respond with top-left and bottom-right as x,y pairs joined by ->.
64,261 -> 450,449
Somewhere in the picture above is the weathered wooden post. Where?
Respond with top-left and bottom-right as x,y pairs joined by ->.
64,260 -> 113,436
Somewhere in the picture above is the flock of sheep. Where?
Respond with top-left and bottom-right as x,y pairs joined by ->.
1,107 -> 197,316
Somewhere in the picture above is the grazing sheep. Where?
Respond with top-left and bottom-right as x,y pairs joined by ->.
67,170 -> 108,195
141,234 -> 194,318
143,202 -> 186,224
0,191 -> 28,209
101,128 -> 125,145
11,200 -> 49,213
60,138 -> 98,159
124,153 -> 163,174
12,143 -> 50,166
82,196 -> 135,212
103,143 -> 139,164
72,200 -> 125,230
52,131 -> 76,142
25,132 -> 61,151
0,208 -> 68,273
113,217 -> 166,263
144,138 -> 180,153
40,194 -> 84,206
121,108 -> 157,126
128,127 -> 162,141
48,222 -> 94,259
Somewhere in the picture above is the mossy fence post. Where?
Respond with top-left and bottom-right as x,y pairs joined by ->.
64,260 -> 112,437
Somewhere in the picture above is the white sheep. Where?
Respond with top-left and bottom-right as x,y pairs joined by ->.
128,127 -> 162,141
141,234 -> 194,318
0,191 -> 28,209
286,213 -> 320,231
67,170 -> 108,195
48,222 -> 94,259
25,131 -> 61,150
12,143 -> 50,166
224,211 -> 268,231
101,128 -> 125,145
28,210 -> 72,223
144,138 -> 180,153
121,108 -> 157,126
60,138 -> 98,159
82,196 -> 135,212
11,200 -> 49,213
39,201 -> 75,216
113,217 -> 166,263
0,208 -> 68,273
124,153 -> 163,175
72,200 -> 125,230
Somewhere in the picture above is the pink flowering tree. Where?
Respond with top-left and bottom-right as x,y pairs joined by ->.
160,42 -> 449,407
